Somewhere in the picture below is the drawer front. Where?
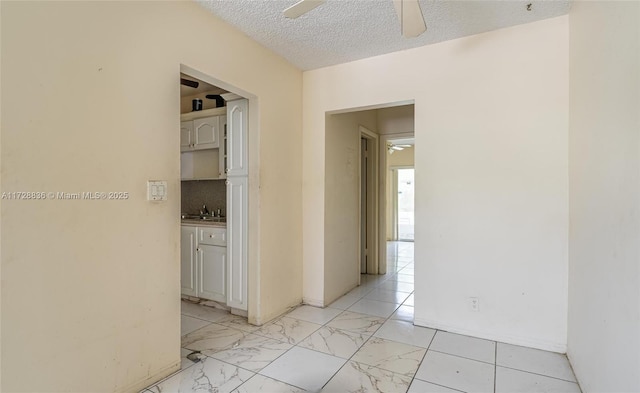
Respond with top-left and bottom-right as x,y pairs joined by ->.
198,227 -> 226,247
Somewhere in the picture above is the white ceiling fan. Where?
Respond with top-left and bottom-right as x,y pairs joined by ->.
387,142 -> 413,154
283,0 -> 427,38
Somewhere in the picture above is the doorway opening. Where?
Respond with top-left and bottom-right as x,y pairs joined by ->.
322,103 -> 414,302
179,64 -> 255,325
379,135 -> 414,274
395,167 -> 415,241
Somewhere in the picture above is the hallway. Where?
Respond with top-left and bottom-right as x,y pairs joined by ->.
144,242 -> 579,392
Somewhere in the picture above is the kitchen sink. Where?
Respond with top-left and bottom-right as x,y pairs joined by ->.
181,214 -> 225,222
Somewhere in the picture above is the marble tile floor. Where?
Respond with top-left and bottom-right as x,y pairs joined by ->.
143,242 -> 580,393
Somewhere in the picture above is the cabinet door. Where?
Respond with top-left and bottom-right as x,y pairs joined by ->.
193,116 -> 220,149
181,226 -> 197,297
198,245 -> 226,303
226,100 -> 248,176
218,115 -> 227,179
226,176 -> 248,310
180,121 -> 194,152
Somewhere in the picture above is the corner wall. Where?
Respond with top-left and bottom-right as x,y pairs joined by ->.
0,2 -> 302,391
303,16 -> 569,351
568,2 -> 640,391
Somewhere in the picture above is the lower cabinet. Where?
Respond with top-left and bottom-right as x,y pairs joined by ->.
181,226 -> 197,297
198,244 -> 226,303
181,224 -> 227,303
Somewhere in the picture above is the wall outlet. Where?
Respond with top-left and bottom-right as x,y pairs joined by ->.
469,297 -> 479,312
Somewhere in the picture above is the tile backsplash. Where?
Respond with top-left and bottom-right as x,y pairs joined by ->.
181,180 -> 226,216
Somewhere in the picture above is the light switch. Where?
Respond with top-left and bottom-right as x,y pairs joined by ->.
147,180 -> 167,201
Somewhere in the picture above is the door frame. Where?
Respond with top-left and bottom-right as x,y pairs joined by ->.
359,126 -> 379,276
180,64 -> 259,322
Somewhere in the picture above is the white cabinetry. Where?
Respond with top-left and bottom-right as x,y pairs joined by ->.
226,99 -> 248,177
194,116 -> 220,149
180,108 -> 227,180
181,226 -> 197,297
224,97 -> 249,311
181,115 -> 220,151
226,176 -> 248,310
180,121 -> 194,151
197,226 -> 226,302
218,116 -> 228,179
181,224 -> 227,303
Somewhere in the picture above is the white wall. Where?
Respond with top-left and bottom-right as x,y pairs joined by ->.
388,146 -> 415,167
377,105 -> 415,135
1,2 -> 302,391
303,16 -> 569,351
568,2 -> 640,392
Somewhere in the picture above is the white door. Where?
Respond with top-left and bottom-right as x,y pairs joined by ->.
180,226 -> 197,296
193,116 -> 220,149
226,176 -> 248,310
226,99 -> 248,176
180,121 -> 193,152
198,244 -> 226,303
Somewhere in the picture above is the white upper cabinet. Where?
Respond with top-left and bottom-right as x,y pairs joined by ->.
181,115 -> 220,151
180,107 -> 226,152
193,116 -> 220,149
226,99 -> 248,177
180,121 -> 194,151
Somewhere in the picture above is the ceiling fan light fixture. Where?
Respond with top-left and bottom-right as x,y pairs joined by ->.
387,142 -> 405,154
284,0 -> 326,19
393,0 -> 427,38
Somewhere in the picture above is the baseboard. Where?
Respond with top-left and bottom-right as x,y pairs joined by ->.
118,360 -> 180,393
231,307 -> 248,317
414,317 -> 567,353
302,296 -> 325,308
253,301 -> 302,326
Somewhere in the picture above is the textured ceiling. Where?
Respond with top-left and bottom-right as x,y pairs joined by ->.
196,0 -> 571,70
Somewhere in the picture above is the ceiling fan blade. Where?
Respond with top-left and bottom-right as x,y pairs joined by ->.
284,0 -> 326,19
180,78 -> 199,88
393,0 -> 427,38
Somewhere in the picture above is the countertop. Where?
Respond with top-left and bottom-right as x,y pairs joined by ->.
181,218 -> 227,227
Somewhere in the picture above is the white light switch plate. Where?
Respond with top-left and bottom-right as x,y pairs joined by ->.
147,180 -> 167,201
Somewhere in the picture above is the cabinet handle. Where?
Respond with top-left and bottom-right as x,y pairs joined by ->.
225,180 -> 230,186
210,234 -> 215,238
225,168 -> 230,173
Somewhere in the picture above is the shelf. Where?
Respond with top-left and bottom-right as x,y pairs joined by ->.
181,178 -> 224,181
180,107 -> 226,121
